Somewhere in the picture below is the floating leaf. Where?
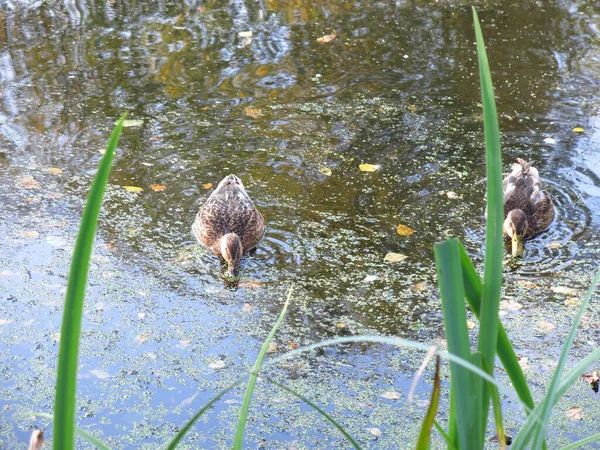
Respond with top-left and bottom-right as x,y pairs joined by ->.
566,406 -> 583,420
203,183 -> 213,189
499,299 -> 523,311
446,191 -> 458,199
359,163 -> 380,172
22,230 -> 40,239
384,252 -> 408,263
547,241 -> 562,249
466,319 -> 476,329
407,104 -> 417,111
239,280 -> 264,289
209,360 -> 226,370
90,369 -> 110,380
572,127 -> 585,133
238,30 -> 253,38
551,286 -> 579,296
564,297 -> 580,307
149,184 -> 166,192
366,427 -> 382,438
135,333 -> 149,344
396,224 -> 415,236
381,391 -> 401,400
48,167 -> 63,175
412,282 -> 425,292
317,31 -> 337,44
581,371 -> 599,393
244,107 -> 263,119
543,137 -> 556,144
267,343 -> 278,353
363,275 -> 379,283
121,119 -> 144,128
319,167 -> 332,176
20,176 -> 41,190
242,303 -> 253,312
124,186 -> 144,193
288,342 -> 299,350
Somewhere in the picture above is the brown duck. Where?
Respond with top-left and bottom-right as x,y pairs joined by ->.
503,159 -> 555,257
193,174 -> 265,275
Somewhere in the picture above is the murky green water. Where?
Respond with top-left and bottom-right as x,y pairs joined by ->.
2,0 -> 600,448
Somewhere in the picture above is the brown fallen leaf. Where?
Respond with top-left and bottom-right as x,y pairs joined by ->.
407,104 -> 417,112
566,406 -> 583,420
47,193 -> 63,199
564,297 -> 580,307
412,282 -> 426,292
396,224 -> 415,236
149,184 -> 166,192
203,183 -> 213,189
238,280 -> 264,289
244,107 -> 263,119
48,167 -> 63,175
551,286 -> 580,296
242,303 -> 253,312
267,343 -> 278,353
22,231 -> 40,239
517,279 -> 539,289
288,342 -> 299,350
317,31 -> 337,44
547,241 -> 562,249
384,252 -> 408,263
20,176 -> 41,190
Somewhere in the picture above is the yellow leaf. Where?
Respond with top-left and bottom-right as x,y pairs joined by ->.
317,31 -> 337,43
359,163 -> 380,172
319,167 -> 332,176
547,241 -> 561,249
124,186 -> 144,193
244,107 -> 263,119
22,230 -> 40,239
203,183 -> 213,189
149,184 -> 166,192
466,319 -> 476,329
384,252 -> 408,263
48,167 -> 63,175
573,127 -> 585,133
396,224 -> 414,236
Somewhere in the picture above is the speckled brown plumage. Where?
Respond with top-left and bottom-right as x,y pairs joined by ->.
503,158 -> 555,238
192,174 -> 264,272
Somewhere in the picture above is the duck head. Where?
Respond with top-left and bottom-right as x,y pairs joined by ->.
504,209 -> 527,257
220,233 -> 243,276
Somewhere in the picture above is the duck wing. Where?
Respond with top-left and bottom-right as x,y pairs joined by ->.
193,175 -> 265,253
502,159 -> 554,236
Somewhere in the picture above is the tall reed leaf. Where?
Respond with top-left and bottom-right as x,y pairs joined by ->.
472,5 -> 503,400
434,238 -> 477,449
232,285 -> 293,449
512,267 -> 600,450
53,114 -> 127,450
416,356 -> 441,449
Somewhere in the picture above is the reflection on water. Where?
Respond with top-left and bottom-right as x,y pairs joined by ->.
2,0 -> 600,447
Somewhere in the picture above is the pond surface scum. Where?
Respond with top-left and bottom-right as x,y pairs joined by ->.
2,0 -> 600,448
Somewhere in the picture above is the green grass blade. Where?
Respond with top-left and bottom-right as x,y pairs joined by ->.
513,268 -> 600,450
459,243 -> 535,411
433,421 -> 456,450
559,432 -> 600,449
165,375 -> 247,450
232,285 -> 293,450
53,114 -> 127,450
483,359 -> 506,450
261,375 -> 362,450
416,356 -> 441,450
36,413 -> 112,450
434,238 -> 476,449
472,6 -> 504,431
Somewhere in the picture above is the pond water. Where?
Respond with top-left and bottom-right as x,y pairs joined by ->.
2,0 -> 600,448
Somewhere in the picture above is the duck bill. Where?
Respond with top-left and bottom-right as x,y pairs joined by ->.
227,263 -> 238,277
511,234 -> 524,258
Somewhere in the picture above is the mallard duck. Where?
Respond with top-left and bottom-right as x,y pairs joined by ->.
192,174 -> 265,275
503,158 -> 555,257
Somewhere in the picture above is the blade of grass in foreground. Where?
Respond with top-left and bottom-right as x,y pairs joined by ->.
416,356 -> 441,450
459,243 -> 535,411
232,285 -> 293,450
512,267 -> 600,450
434,238 -> 477,450
36,413 -> 111,450
473,6 -> 504,433
53,114 -> 127,450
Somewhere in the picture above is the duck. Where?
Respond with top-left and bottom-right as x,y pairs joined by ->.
503,158 -> 555,257
192,174 -> 265,275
